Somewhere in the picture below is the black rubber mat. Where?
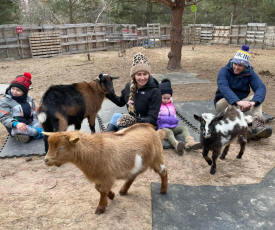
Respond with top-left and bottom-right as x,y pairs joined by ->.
154,72 -> 211,85
1,100 -> 273,157
152,167 -> 275,230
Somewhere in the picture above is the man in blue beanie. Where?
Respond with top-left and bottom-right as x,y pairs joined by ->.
214,45 -> 272,140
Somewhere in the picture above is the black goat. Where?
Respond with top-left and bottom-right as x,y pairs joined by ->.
38,73 -> 118,151
194,106 -> 252,175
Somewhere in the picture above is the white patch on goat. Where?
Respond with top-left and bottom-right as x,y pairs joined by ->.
131,154 -> 143,175
160,164 -> 166,173
38,112 -> 47,123
221,136 -> 238,146
245,115 -> 253,125
202,113 -> 215,138
221,136 -> 231,145
215,115 -> 247,136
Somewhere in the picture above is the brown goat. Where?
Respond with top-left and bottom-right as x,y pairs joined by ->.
44,123 -> 168,214
38,73 -> 118,152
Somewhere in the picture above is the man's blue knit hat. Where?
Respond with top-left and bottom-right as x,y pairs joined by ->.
231,45 -> 251,67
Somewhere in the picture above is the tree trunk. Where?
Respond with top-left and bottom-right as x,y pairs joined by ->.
230,1 -> 237,26
167,5 -> 184,70
145,1 -> 153,25
69,0 -> 73,23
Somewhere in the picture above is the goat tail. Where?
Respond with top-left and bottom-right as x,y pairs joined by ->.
38,112 -> 47,124
157,129 -> 167,141
37,105 -> 47,124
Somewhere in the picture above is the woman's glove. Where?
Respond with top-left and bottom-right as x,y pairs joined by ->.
117,114 -> 136,128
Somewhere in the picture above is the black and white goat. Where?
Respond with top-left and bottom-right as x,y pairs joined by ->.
194,106 -> 252,175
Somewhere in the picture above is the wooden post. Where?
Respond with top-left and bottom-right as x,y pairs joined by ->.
229,25 -> 232,45
74,26 -> 78,52
237,25 -> 240,45
2,28 -> 9,59
16,33 -> 21,58
86,25 -> 91,61
18,33 -> 24,58
192,11 -> 197,51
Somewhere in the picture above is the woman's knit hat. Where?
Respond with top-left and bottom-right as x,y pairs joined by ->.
130,53 -> 151,77
10,72 -> 32,94
159,79 -> 173,96
231,45 -> 251,67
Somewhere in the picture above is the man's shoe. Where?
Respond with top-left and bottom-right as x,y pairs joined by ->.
251,126 -> 272,140
251,117 -> 272,140
185,136 -> 201,151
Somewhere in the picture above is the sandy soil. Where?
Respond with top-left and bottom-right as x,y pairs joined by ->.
0,45 -> 275,230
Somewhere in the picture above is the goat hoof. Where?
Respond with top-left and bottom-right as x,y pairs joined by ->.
108,191 -> 115,200
220,155 -> 225,160
236,155 -> 242,159
207,160 -> 212,165
210,168 -> 216,175
95,206 -> 105,215
160,190 -> 167,195
119,190 -> 128,196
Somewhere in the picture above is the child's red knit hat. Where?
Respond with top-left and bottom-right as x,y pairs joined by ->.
10,72 -> 32,94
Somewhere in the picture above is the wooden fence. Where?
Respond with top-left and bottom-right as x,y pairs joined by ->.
1,23 -> 275,60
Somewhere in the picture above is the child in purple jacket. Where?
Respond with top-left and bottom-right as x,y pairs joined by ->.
157,79 -> 200,155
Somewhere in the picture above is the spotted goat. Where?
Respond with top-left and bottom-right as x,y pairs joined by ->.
194,106 -> 252,175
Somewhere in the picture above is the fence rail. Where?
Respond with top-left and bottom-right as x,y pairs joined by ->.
1,23 -> 275,60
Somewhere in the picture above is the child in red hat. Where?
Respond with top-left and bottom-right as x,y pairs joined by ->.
0,72 -> 43,143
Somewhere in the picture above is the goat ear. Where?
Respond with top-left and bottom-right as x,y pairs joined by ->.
111,76 -> 119,80
68,135 -> 80,144
194,114 -> 202,122
97,73 -> 103,81
214,112 -> 224,121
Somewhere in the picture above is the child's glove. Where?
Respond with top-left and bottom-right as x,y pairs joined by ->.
34,127 -> 44,139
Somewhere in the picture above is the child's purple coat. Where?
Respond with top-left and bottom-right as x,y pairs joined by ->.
157,101 -> 178,129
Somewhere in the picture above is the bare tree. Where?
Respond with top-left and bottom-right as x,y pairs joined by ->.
95,0 -> 114,23
154,0 -> 202,70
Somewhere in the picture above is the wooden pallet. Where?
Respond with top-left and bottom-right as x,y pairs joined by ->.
29,32 -> 61,58
147,23 -> 160,38
212,26 -> 230,44
229,25 -> 247,45
246,23 -> 266,49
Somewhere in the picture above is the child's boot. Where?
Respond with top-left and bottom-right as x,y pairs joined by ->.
175,141 -> 184,155
14,134 -> 31,143
185,136 -> 201,151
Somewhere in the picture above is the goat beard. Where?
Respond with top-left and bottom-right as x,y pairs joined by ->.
45,160 -> 62,167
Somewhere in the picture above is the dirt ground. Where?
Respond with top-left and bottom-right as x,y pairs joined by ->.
0,45 -> 275,230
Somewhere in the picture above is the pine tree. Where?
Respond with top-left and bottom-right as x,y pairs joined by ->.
0,0 -> 19,24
